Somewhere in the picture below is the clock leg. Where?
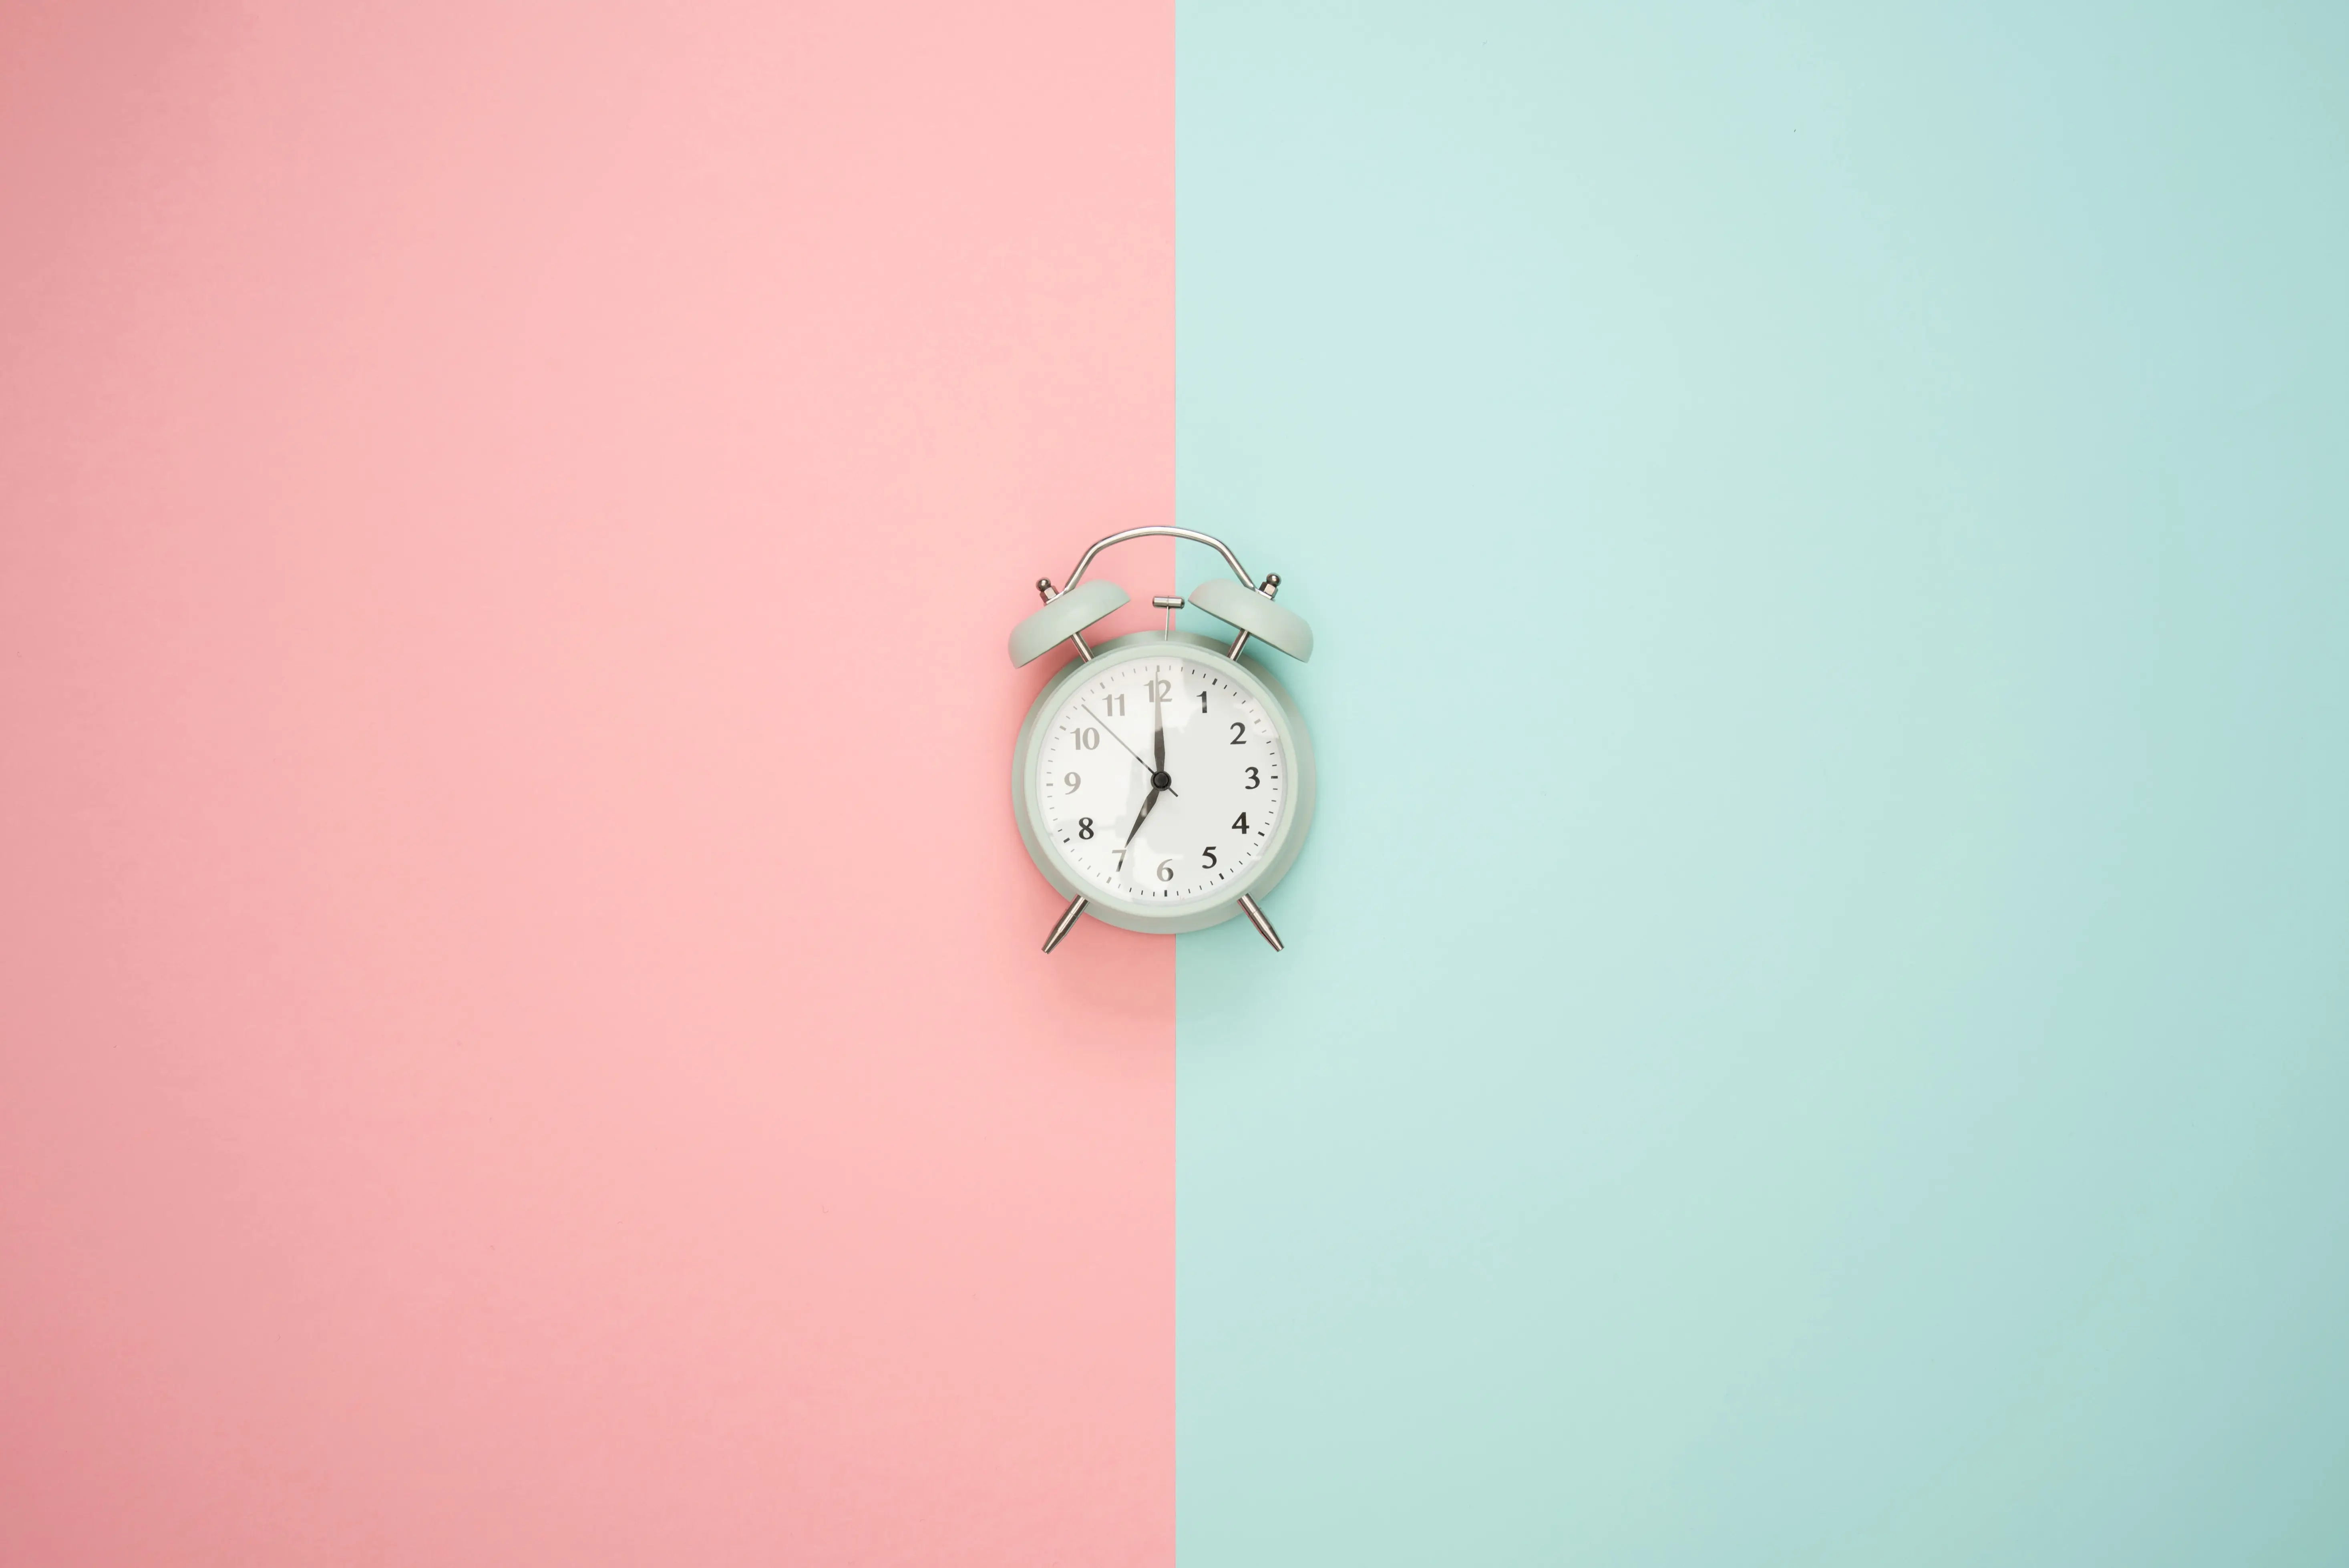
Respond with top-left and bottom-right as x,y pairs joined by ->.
1235,894 -> 1283,952
1042,893 -> 1090,953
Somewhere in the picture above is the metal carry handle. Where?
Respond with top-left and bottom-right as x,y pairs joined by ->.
1005,530 -> 1278,671
1044,525 -> 1307,664
1014,525 -> 1293,669
1061,526 -> 1258,594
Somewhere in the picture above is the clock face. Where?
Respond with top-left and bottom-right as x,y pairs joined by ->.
1034,650 -> 1288,907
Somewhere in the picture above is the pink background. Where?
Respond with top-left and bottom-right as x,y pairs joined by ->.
1,3 -> 1173,1562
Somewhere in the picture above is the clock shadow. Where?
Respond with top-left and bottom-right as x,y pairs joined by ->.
1026,905 -> 1171,1039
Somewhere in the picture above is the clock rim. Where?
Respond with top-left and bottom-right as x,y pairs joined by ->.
1011,630 -> 1315,935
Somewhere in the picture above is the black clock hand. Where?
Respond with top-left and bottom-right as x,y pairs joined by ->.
1122,785 -> 1162,853
1082,703 -> 1177,796
1152,678 -> 1166,774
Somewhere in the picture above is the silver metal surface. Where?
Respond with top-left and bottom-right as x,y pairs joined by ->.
1235,893 -> 1283,952
1043,892 -> 1089,953
1064,527 -> 1257,595
1153,594 -> 1184,633
1227,573 -> 1279,661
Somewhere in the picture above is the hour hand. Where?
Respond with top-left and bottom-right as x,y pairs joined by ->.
1122,786 -> 1162,852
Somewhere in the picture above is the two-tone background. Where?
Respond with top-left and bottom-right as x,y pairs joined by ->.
5,3 -> 2345,1563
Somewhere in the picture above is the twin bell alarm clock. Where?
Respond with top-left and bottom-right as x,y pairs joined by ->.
1008,527 -> 1315,954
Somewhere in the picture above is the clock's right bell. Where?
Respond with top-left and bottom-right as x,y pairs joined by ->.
1189,577 -> 1313,661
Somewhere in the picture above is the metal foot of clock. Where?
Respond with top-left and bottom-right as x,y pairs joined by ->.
1042,893 -> 1089,954
1234,894 -> 1282,952
1009,527 -> 1316,954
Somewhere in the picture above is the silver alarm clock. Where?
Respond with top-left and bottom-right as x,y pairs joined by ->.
1008,527 -> 1315,953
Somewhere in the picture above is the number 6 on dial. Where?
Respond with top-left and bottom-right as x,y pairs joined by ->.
1008,527 -> 1316,955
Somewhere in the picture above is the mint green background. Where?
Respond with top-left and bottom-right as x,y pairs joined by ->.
1175,4 -> 2349,1563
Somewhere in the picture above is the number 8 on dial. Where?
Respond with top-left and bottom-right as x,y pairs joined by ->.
1008,527 -> 1316,954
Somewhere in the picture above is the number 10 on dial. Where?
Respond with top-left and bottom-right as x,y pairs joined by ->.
1008,528 -> 1316,953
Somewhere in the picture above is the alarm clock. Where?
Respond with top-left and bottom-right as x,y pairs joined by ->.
1008,526 -> 1315,953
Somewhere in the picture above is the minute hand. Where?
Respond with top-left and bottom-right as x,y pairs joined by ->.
1124,679 -> 1173,856
1152,680 -> 1166,774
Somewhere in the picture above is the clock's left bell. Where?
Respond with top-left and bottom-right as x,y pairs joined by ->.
1009,578 -> 1128,666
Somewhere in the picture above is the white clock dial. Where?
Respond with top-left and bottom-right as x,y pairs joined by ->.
1035,654 -> 1287,906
